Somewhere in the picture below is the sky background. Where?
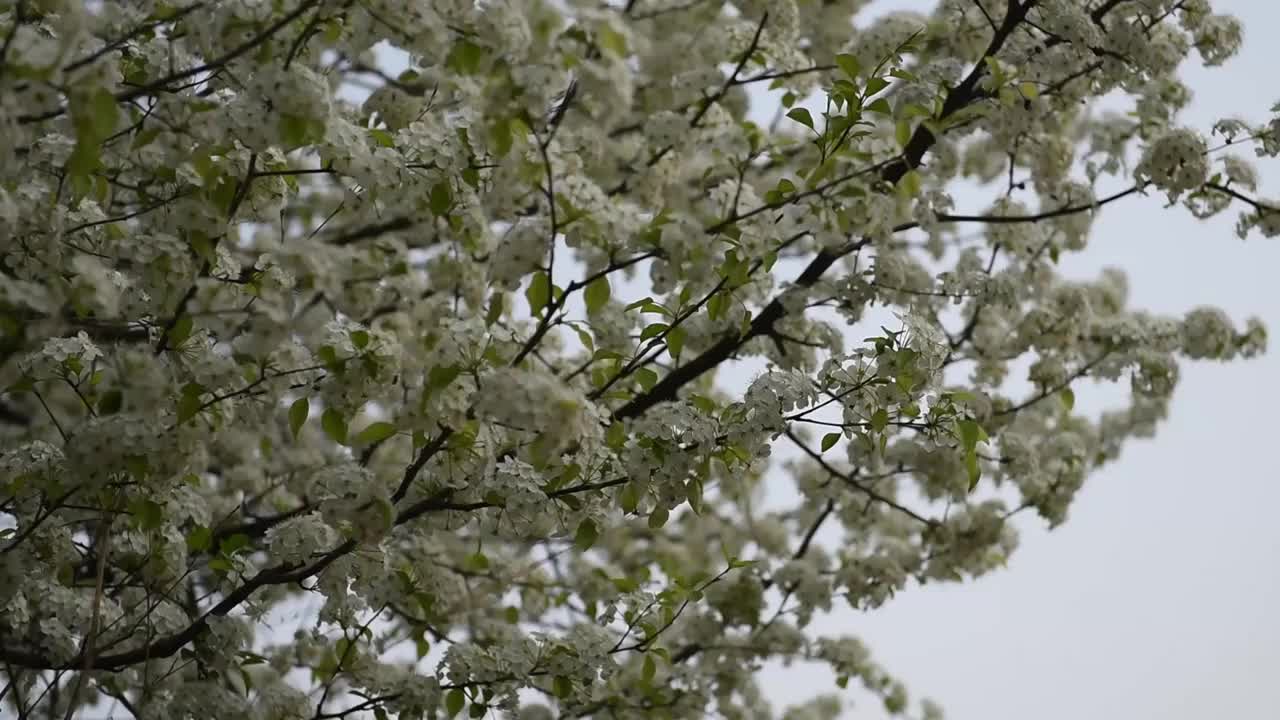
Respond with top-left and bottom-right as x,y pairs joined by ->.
756,1 -> 1280,718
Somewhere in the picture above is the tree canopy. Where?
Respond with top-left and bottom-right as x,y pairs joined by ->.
0,0 -> 1276,718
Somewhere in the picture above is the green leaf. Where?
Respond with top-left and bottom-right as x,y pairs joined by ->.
129,498 -> 164,531
177,391 -> 202,425
634,367 -> 658,391
131,126 -> 162,151
648,505 -> 670,529
871,408 -> 889,433
895,119 -> 912,148
786,107 -> 815,130
897,169 -> 922,199
571,324 -> 595,353
168,314 -> 194,347
279,114 -> 322,148
574,519 -> 599,551
966,449 -> 981,491
685,479 -> 703,514
289,398 -> 309,439
1019,81 -> 1040,99
321,408 -> 348,445
821,432 -> 840,452
87,87 -> 119,138
445,39 -> 485,75
606,421 -> 626,449
485,292 -> 504,326
97,389 -> 123,415
835,53 -> 861,79
666,326 -> 686,360
429,181 -> 453,217
956,418 -> 987,451
584,276 -> 611,315
553,675 -> 573,698
866,97 -> 893,115
526,271 -> 551,316
464,551 -> 489,572
1059,387 -> 1075,412
186,525 -> 212,552
640,322 -> 669,342
469,703 -> 487,719
620,482 -> 641,514
642,654 -> 657,682
354,422 -> 396,445
446,689 -> 466,717
220,533 -> 251,556
428,365 -> 462,392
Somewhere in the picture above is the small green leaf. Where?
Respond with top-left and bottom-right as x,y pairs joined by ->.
640,322 -> 669,342
957,418 -> 988,450
685,479 -> 703,514
129,498 -> 164,531
574,519 -> 599,551
321,408 -> 348,445
428,365 -> 462,391
186,525 -> 212,552
485,292 -> 504,326
220,533 -> 251,556
429,181 -> 453,217
526,271 -> 551,316
177,391 -> 202,425
835,53 -> 860,79
168,314 -> 194,347
648,505 -> 670,529
446,689 -> 466,717
469,703 -> 487,719
620,482 -> 641,514
606,421 -> 626,449
642,654 -> 657,682
1059,387 -> 1075,412
667,326 -> 686,360
552,675 -> 573,698
866,97 -> 893,115
354,422 -> 396,445
786,107 -> 815,130
897,169 -> 922,198
634,367 -> 658,391
584,276 -> 611,315
821,432 -> 840,452
895,120 -> 912,148
289,398 -> 309,439
966,449 -> 981,491
97,389 -> 123,415
464,551 -> 489,572
1019,81 -> 1040,99
445,39 -> 485,75
274,114 -> 305,147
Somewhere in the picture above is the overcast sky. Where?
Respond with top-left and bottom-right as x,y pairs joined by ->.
758,2 -> 1280,718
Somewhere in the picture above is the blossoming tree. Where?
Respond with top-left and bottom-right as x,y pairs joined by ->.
1,0 -> 1276,718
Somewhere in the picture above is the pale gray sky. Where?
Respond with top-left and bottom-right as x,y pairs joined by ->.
760,2 -> 1280,718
